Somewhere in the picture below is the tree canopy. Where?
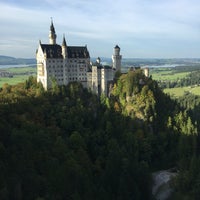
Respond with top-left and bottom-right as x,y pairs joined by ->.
0,74 -> 199,199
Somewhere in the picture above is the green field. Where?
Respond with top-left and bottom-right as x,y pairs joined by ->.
150,68 -> 190,81
164,86 -> 200,98
150,67 -> 200,97
5,66 -> 36,73
0,66 -> 36,87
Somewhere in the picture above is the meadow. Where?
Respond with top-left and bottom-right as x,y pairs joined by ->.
150,66 -> 200,97
164,86 -> 200,98
150,67 -> 190,81
0,66 -> 36,87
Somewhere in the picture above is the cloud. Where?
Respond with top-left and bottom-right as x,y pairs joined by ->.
0,0 -> 200,58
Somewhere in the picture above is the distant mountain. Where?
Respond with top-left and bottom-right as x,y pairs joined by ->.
0,55 -> 36,65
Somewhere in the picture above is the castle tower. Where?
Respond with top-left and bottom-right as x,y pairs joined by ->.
62,35 -> 67,58
112,45 -> 122,71
144,67 -> 149,77
96,57 -> 101,64
49,19 -> 57,44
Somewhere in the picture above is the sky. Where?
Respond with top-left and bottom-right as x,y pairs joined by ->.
0,0 -> 200,58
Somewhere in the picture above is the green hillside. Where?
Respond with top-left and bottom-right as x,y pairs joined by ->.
0,70 -> 199,199
0,55 -> 36,65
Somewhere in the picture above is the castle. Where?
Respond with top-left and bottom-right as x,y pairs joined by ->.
36,21 -> 122,96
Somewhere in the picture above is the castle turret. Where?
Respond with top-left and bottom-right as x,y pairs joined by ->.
144,67 -> 149,77
62,35 -> 67,58
96,57 -> 101,64
112,45 -> 122,71
49,19 -> 57,44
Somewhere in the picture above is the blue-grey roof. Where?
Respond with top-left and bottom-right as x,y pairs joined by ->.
41,44 -> 62,58
40,44 -> 90,59
67,46 -> 90,58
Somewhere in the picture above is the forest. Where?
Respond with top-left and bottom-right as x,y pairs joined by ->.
0,69 -> 200,199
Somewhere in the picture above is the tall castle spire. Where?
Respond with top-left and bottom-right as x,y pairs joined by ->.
62,34 -> 67,47
49,18 -> 57,44
62,34 -> 67,58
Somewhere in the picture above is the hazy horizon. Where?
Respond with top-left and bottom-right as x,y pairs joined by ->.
1,55 -> 200,61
